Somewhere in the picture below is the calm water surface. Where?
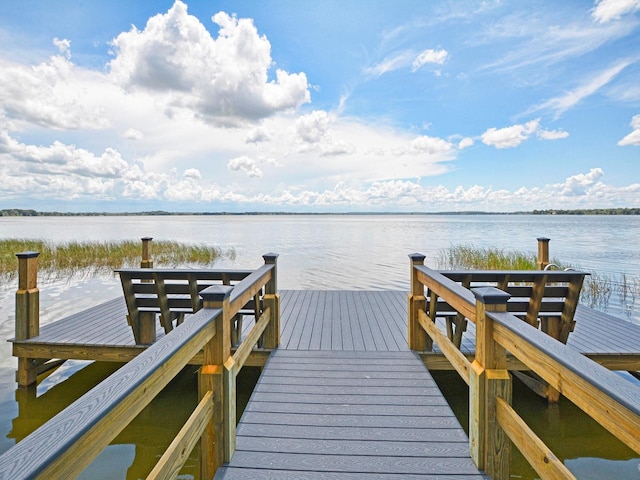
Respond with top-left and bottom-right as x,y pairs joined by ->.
0,214 -> 639,479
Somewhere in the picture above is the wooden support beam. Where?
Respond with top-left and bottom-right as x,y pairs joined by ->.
408,253 -> 428,351
470,287 -> 512,480
15,251 -> 40,387
200,285 -> 233,477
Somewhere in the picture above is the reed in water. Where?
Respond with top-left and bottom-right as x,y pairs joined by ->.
0,239 -> 231,280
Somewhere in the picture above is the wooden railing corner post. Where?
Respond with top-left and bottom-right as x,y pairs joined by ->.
536,237 -> 550,270
15,251 -> 40,387
262,253 -> 280,349
140,237 -> 153,269
408,253 -> 428,351
199,284 -> 234,477
471,287 -> 512,480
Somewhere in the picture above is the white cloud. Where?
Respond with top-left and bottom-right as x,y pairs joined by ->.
108,1 -> 310,125
528,61 -> 631,118
537,128 -> 569,140
618,114 -> 640,146
409,135 -> 455,155
481,119 -> 540,148
592,0 -> 640,23
183,168 -> 201,179
458,137 -> 474,149
411,49 -> 448,72
366,48 -> 449,76
296,110 -> 330,143
53,38 -> 71,58
365,51 -> 415,76
123,128 -> 144,140
0,53 -> 111,130
227,155 -> 263,178
557,168 -> 604,195
245,126 -> 271,144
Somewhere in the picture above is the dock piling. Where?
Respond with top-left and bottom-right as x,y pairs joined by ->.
470,287 -> 512,479
15,251 -> 40,387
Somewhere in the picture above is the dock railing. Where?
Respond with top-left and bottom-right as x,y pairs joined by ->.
408,254 -> 640,480
0,253 -> 279,480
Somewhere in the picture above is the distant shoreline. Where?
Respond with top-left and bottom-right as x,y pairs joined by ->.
2,208 -> 639,217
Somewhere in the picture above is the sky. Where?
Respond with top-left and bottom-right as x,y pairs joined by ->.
0,0 -> 638,213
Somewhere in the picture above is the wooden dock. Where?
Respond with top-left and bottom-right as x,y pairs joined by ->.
8,289 -> 640,479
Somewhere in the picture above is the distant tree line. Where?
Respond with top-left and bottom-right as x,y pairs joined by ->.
529,208 -> 640,215
1,208 -> 639,217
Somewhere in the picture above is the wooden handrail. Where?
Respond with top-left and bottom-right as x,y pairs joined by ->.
409,256 -> 640,480
0,306 -> 221,479
490,309 -> 640,454
3,253 -> 281,480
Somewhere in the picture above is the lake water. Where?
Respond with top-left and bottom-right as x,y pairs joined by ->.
0,214 -> 639,479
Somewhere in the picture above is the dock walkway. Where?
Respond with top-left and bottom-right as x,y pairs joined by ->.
215,289 -> 487,479
215,350 -> 486,479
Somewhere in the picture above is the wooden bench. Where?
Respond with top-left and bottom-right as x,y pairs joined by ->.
116,268 -> 261,345
425,270 -> 589,349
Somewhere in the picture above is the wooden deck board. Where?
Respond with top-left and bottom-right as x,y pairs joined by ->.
216,350 -> 487,479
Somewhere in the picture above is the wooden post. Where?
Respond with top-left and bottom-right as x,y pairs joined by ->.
199,285 -> 233,477
408,253 -> 429,351
536,237 -> 550,270
15,251 -> 40,387
469,287 -> 512,480
262,253 -> 280,349
140,237 -> 153,269
536,237 -> 562,403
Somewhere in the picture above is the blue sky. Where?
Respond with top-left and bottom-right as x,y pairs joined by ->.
0,0 -> 638,212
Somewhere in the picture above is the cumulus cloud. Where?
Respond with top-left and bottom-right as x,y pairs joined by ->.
296,110 -> 330,143
227,155 -> 263,177
591,0 -> 640,23
294,110 -> 356,156
408,135 -> 455,155
411,49 -> 448,72
618,114 -> 640,146
123,128 -> 144,140
458,137 -> 474,149
0,51 -> 110,130
183,168 -> 201,179
245,126 -> 271,144
481,119 -> 540,148
558,168 -> 604,195
108,1 -> 310,125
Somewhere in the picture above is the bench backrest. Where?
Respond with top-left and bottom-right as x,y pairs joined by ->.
116,268 -> 254,341
429,269 -> 589,344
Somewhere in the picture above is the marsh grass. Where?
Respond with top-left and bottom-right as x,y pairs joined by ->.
436,245 -> 538,270
0,239 -> 231,282
437,244 -> 639,320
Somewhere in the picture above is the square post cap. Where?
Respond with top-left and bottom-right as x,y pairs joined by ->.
16,251 -> 40,259
408,253 -> 426,262
263,253 -> 279,263
200,285 -> 233,303
472,287 -> 511,305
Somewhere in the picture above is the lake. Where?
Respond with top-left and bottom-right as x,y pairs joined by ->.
0,214 -> 639,479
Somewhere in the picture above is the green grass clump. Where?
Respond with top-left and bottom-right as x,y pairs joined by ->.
436,245 -> 537,270
0,239 -> 228,281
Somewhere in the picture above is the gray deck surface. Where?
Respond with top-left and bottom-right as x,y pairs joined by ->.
214,349 -> 487,479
